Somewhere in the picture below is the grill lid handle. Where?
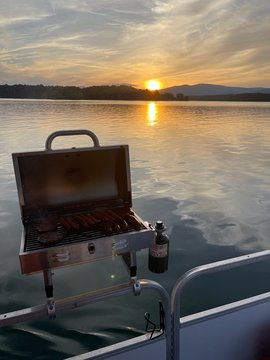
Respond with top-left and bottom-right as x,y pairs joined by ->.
45,129 -> 100,150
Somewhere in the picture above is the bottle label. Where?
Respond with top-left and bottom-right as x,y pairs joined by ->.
150,243 -> 168,258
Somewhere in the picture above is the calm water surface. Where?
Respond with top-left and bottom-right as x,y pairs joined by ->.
1,99 -> 270,358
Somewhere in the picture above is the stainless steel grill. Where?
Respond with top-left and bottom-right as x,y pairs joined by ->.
13,130 -> 155,275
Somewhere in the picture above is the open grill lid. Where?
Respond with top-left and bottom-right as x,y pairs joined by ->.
12,130 -> 132,220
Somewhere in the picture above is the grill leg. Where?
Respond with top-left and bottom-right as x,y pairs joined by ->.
43,270 -> 56,319
121,251 -> 138,279
129,251 -> 137,279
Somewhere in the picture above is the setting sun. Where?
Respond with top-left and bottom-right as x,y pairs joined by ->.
146,80 -> 161,91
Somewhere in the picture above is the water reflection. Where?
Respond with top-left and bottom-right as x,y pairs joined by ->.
147,102 -> 157,126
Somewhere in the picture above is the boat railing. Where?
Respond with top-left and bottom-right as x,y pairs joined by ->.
2,250 -> 270,359
171,249 -> 270,360
0,278 -> 171,360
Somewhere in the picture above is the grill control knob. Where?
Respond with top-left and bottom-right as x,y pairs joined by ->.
88,242 -> 95,254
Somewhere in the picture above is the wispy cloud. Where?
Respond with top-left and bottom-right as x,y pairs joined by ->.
0,0 -> 270,87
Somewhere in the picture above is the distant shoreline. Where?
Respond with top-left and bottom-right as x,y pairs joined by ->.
0,84 -> 270,102
189,93 -> 270,102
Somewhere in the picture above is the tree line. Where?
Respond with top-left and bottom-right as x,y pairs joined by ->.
0,84 -> 188,101
1,84 -> 267,101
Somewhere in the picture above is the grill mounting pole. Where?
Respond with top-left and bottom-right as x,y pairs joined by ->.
129,251 -> 142,296
43,270 -> 56,319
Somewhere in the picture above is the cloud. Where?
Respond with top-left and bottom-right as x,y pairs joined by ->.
0,0 -> 54,24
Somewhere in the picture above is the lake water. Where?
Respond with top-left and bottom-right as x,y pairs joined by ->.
1,99 -> 270,358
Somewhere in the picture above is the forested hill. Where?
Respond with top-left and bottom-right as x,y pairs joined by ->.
0,84 -> 177,101
161,83 -> 270,96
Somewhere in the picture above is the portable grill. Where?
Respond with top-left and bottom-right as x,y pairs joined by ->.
12,130 -> 155,316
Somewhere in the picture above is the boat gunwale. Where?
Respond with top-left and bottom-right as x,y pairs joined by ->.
180,290 -> 270,327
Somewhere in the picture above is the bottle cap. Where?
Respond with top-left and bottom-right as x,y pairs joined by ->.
155,220 -> 166,231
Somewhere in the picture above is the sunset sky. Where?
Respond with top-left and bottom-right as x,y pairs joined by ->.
1,0 -> 270,89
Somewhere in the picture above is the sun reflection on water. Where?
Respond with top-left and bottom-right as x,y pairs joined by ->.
147,102 -> 158,126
